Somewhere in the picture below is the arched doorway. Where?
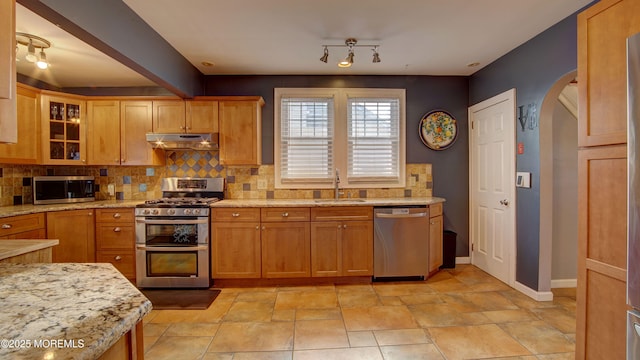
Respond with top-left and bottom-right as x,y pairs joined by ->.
539,71 -> 578,293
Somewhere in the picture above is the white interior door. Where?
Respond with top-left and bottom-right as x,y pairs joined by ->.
469,89 -> 516,285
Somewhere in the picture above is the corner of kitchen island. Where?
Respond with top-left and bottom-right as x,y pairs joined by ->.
0,262 -> 151,359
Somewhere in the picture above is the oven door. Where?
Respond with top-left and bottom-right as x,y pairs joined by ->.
136,245 -> 209,288
135,216 -> 209,246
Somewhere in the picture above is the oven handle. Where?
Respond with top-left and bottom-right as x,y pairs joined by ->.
135,219 -> 208,225
136,245 -> 208,252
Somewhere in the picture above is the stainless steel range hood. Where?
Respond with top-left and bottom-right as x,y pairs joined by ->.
146,133 -> 218,150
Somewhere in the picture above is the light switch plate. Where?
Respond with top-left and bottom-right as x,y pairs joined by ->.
516,172 -> 531,188
107,184 -> 115,196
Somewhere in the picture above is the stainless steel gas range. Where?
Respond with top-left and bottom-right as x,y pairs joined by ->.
135,177 -> 224,288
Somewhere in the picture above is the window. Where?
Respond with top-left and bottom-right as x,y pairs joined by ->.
275,88 -> 405,189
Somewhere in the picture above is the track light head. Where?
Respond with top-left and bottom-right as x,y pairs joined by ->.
320,46 -> 329,63
372,47 -> 381,63
36,50 -> 48,69
25,39 -> 37,63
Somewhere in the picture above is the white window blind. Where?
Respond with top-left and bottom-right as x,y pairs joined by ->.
347,97 -> 400,181
279,97 -> 334,182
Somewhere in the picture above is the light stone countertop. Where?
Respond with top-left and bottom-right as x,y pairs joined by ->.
210,197 -> 446,208
0,200 -> 144,219
0,239 -> 59,260
0,197 -> 446,218
0,263 -> 151,360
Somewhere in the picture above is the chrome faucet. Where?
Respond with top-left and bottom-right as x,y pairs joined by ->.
335,168 -> 341,200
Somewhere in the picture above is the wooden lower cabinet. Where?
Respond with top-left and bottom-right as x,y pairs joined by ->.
310,207 -> 373,277
47,209 -> 95,263
261,222 -> 310,278
211,208 -> 261,279
311,220 -> 373,277
95,209 -> 135,280
211,222 -> 261,278
428,214 -> 443,274
0,213 -> 46,239
576,145 -> 627,360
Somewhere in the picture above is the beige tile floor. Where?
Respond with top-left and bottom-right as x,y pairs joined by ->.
142,265 -> 576,360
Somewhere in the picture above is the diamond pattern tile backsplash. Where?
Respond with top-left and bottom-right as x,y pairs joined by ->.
0,150 -> 432,206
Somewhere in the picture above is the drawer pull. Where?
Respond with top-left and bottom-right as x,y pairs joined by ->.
1,224 -> 11,229
232,213 -> 240,217
113,213 -> 121,219
113,227 -> 121,232
114,255 -> 122,261
282,212 -> 289,217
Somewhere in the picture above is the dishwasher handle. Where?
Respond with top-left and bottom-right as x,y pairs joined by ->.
375,212 -> 428,219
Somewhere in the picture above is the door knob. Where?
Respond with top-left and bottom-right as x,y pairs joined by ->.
499,199 -> 509,206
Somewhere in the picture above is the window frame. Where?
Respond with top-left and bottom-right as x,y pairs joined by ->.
274,87 -> 406,189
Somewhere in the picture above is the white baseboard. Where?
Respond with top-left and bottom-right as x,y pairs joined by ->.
456,257 -> 470,264
514,281 -> 554,302
550,279 -> 577,288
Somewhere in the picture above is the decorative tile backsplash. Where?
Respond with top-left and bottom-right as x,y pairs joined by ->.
0,150 -> 432,206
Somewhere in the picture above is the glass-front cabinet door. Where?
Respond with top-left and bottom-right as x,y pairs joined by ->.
41,94 -> 86,164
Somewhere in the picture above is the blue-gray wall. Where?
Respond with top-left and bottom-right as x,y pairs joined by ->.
204,75 -> 470,257
468,11 -> 584,290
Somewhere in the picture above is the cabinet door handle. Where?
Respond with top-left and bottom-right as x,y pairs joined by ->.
1,224 -> 11,229
337,225 -> 341,229
114,255 -> 122,261
261,226 -> 266,230
343,224 -> 347,229
232,213 -> 240,217
113,213 -> 121,219
282,212 -> 289,217
255,225 -> 260,230
88,212 -> 93,216
113,227 -> 121,232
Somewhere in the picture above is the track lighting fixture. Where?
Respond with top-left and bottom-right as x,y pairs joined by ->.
320,38 -> 381,68
16,32 -> 51,70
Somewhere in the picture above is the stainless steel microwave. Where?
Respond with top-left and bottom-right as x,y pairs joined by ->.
33,176 -> 95,205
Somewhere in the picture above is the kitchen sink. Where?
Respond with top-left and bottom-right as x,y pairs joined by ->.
314,199 -> 367,203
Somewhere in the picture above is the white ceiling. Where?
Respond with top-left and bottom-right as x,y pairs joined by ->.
16,0 -> 592,89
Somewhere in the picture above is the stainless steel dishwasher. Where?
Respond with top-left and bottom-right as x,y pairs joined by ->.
373,206 -> 430,280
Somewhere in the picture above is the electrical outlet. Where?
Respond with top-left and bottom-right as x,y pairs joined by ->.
107,184 -> 115,196
257,179 -> 267,190
409,176 -> 416,187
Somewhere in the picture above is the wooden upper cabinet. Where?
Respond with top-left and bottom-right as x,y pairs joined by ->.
87,100 -> 121,165
152,99 -> 219,134
152,100 -> 186,133
219,98 -> 264,165
186,100 -> 219,133
40,93 -> 87,165
121,101 -> 164,166
87,100 -> 163,166
0,84 -> 40,164
577,0 -> 640,146
0,0 -> 16,143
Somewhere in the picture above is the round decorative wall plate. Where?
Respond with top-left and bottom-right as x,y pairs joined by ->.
419,110 -> 458,150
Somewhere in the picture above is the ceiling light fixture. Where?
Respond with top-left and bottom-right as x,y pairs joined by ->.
320,38 -> 381,68
16,32 -> 51,70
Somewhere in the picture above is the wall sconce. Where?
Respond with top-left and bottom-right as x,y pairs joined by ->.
320,38 -> 380,68
16,32 -> 51,69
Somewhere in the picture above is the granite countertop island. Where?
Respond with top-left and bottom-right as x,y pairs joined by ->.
0,263 -> 151,359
